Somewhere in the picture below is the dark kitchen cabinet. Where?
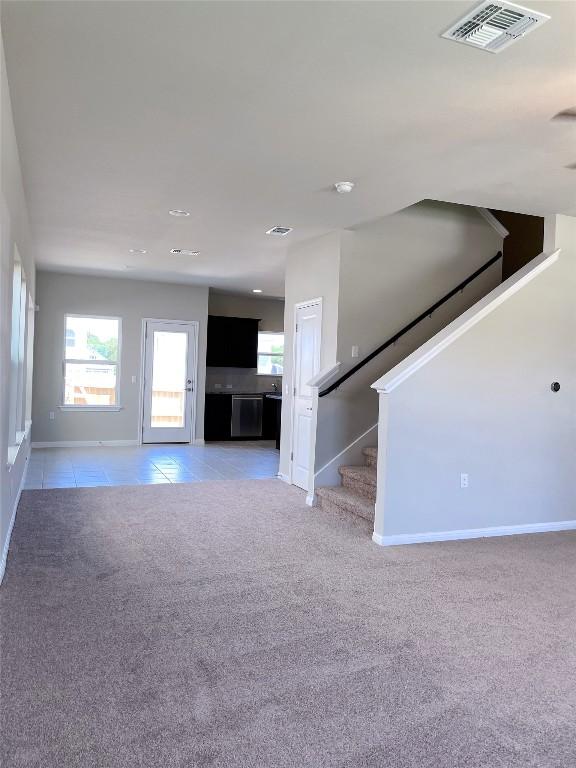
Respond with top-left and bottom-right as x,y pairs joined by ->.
204,394 -> 232,441
262,395 -> 277,440
206,315 -> 259,368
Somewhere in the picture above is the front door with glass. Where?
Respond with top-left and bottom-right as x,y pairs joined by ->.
141,320 -> 197,444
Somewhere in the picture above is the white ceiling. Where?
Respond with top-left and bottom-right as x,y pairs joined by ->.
2,1 -> 575,297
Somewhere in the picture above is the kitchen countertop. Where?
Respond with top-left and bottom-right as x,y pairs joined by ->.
206,391 -> 280,396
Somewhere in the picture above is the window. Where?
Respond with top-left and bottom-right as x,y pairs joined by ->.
257,332 -> 284,375
63,315 -> 121,408
9,250 -> 28,447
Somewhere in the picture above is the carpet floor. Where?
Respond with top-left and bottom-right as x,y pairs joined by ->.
1,480 -> 576,767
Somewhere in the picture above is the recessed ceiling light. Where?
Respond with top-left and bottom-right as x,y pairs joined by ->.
334,181 -> 355,194
266,226 -> 292,236
169,209 -> 190,217
129,248 -> 147,254
170,248 -> 200,256
252,289 -> 263,293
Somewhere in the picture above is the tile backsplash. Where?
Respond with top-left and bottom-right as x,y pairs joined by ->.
205,368 -> 282,394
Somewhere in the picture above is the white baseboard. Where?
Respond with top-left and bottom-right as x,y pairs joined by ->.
0,456 -> 29,585
306,492 -> 316,507
31,440 -> 139,448
193,438 -> 205,446
372,519 -> 576,547
277,472 -> 291,484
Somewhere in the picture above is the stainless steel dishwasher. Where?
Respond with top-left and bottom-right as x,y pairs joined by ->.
231,395 -> 263,438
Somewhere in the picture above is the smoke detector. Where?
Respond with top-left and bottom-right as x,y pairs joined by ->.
170,248 -> 200,256
442,2 -> 550,53
334,181 -> 355,194
266,226 -> 292,236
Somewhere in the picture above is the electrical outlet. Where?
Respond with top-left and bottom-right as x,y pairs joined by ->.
131,375 -> 137,384
351,345 -> 359,358
460,473 -> 469,489
49,411 -> 55,420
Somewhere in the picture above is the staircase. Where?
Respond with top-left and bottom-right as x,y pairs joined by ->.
316,446 -> 377,524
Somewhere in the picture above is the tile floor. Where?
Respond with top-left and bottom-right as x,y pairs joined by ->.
24,441 -> 280,489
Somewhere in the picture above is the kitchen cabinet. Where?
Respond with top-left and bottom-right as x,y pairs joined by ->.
204,393 -> 281,446
206,315 -> 259,368
204,394 -> 232,441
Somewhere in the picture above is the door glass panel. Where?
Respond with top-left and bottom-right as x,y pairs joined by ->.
150,331 -> 187,428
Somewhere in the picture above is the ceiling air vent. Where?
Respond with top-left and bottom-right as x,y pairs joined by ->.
442,1 -> 550,53
266,226 -> 292,236
170,248 -> 199,256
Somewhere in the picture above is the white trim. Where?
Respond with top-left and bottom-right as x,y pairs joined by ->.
256,330 -> 284,376
307,362 -> 341,389
372,520 -> 576,547
313,422 -> 378,488
58,405 -> 123,412
139,318 -> 200,445
31,440 -> 139,448
289,298 -> 323,489
0,452 -> 29,585
277,472 -> 291,483
372,250 -> 560,394
193,438 -> 205,446
6,421 -> 32,468
306,492 -> 316,506
475,207 -> 509,239
62,313 -> 122,408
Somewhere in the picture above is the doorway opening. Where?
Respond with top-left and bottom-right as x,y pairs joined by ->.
141,319 -> 198,444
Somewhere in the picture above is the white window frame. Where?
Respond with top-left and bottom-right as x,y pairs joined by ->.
60,313 -> 123,411
256,330 -> 284,376
7,247 -> 33,467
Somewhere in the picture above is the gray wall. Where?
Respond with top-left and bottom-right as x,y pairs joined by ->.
279,231 -> 341,479
315,202 -> 503,474
1,31 -> 36,576
208,291 -> 284,331
32,271 -> 208,444
376,214 -> 576,539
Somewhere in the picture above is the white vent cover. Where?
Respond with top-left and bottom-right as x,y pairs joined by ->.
170,248 -> 199,256
442,1 -> 550,52
266,226 -> 292,236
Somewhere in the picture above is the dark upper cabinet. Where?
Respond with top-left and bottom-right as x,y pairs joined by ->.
206,315 -> 259,368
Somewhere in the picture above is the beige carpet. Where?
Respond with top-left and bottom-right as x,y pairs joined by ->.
1,479 -> 575,767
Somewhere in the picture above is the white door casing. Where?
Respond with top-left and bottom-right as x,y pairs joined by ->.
141,320 -> 198,444
291,299 -> 322,491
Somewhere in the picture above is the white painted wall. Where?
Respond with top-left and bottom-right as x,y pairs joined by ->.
373,215 -> 575,544
279,231 -> 341,480
315,201 -> 503,480
32,271 -> 208,444
1,32 -> 36,580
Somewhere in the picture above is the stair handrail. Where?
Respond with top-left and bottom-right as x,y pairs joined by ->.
319,251 -> 503,397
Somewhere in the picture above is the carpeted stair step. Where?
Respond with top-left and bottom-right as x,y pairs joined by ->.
362,446 -> 378,468
338,465 -> 377,502
316,485 -> 375,523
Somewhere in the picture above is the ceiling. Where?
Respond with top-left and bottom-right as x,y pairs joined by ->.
2,1 -> 575,297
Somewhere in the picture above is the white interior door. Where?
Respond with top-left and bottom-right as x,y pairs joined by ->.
291,301 -> 322,490
142,320 -> 197,444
